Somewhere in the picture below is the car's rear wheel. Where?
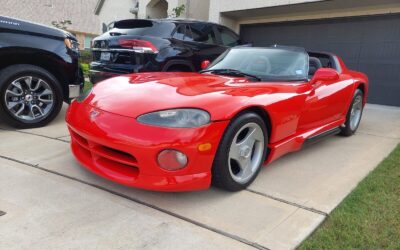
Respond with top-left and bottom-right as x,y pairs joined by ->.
212,112 -> 268,191
339,88 -> 364,136
0,64 -> 63,128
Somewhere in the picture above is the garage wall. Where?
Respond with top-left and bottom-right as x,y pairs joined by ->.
240,14 -> 400,106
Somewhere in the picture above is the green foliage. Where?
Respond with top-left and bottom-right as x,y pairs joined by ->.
80,63 -> 89,78
300,144 -> 400,249
171,4 -> 185,18
79,50 -> 92,64
51,20 -> 72,30
83,81 -> 93,93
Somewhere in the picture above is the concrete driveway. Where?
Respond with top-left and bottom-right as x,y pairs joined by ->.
0,104 -> 399,250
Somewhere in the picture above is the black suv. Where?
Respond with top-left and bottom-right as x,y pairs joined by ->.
0,16 -> 83,128
90,19 -> 242,83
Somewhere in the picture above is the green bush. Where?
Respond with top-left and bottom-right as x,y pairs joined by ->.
81,63 -> 89,78
79,50 -> 92,64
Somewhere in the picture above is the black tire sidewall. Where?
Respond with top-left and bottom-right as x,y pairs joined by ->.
212,112 -> 268,191
0,64 -> 63,128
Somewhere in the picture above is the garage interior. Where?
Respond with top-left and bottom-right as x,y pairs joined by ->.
223,0 -> 400,106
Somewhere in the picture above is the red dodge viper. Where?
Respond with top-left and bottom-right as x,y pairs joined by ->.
66,46 -> 368,192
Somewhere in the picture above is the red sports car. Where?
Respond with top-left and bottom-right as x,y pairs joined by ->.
66,46 -> 368,192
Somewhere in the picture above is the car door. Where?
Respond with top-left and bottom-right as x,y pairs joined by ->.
183,23 -> 227,70
297,71 -> 354,132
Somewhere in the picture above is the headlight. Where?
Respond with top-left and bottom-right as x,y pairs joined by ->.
64,38 -> 79,52
137,109 -> 210,128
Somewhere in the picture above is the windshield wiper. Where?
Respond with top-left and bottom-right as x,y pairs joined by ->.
200,69 -> 262,82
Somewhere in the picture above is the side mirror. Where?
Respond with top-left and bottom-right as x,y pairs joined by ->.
311,68 -> 339,83
201,60 -> 211,70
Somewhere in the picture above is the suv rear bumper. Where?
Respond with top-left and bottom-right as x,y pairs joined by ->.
89,54 -> 163,84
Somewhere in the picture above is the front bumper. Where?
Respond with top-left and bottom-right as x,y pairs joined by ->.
66,101 -> 229,191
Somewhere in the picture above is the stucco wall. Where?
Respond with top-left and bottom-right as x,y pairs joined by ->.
185,0 -> 210,20
98,0 -> 137,31
209,0 -> 400,32
138,0 -> 179,18
209,0 -> 324,24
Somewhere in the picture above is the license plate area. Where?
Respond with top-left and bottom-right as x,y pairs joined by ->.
100,52 -> 111,61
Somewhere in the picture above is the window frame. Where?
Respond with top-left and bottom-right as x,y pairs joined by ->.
216,25 -> 240,47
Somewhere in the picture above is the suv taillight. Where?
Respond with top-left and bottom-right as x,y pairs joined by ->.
118,39 -> 158,53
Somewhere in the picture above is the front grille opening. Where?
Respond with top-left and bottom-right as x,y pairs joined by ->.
96,157 -> 139,177
71,130 -> 88,147
99,145 -> 137,163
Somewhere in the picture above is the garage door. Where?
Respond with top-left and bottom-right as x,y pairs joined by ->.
240,14 -> 400,106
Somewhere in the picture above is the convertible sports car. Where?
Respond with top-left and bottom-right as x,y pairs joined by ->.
66,46 -> 368,192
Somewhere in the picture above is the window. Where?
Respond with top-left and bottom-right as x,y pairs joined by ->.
207,48 -> 309,81
111,20 -> 175,38
173,25 -> 197,41
84,35 -> 92,49
173,25 -> 186,40
188,23 -> 217,45
218,27 -> 239,47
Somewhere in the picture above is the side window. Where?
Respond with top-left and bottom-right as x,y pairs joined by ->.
218,27 -> 239,47
172,25 -> 195,41
188,23 -> 217,45
172,25 -> 186,40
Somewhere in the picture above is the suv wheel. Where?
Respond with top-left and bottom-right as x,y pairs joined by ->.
0,64 -> 63,128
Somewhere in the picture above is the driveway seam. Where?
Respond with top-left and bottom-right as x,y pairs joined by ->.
246,188 -> 328,216
357,131 -> 399,140
0,154 -> 268,250
0,128 -> 69,143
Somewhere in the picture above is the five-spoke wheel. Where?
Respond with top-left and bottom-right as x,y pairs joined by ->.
212,112 -> 268,191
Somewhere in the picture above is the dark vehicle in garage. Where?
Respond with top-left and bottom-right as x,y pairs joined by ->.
0,16 -> 83,128
89,19 -> 242,83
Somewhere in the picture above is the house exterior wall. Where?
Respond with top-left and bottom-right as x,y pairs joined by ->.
209,0 -> 400,32
137,0 -> 208,20
97,0 -> 138,31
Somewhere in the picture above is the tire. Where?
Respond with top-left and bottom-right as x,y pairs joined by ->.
212,112 -> 268,191
339,88 -> 364,136
0,64 -> 63,128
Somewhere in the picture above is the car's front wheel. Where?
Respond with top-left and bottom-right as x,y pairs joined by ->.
212,112 -> 268,191
0,64 -> 63,128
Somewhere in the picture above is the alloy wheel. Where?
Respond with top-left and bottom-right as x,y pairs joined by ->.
228,122 -> 265,184
349,95 -> 362,131
4,76 -> 54,122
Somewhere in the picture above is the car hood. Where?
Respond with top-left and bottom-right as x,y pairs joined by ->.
0,16 -> 75,40
86,72 -> 299,120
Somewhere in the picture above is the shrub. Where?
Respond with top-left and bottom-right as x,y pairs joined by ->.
79,50 -> 92,64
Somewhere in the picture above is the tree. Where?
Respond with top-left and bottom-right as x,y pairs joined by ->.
51,20 -> 72,30
170,4 -> 185,18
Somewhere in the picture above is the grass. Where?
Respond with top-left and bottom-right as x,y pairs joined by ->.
83,81 -> 92,93
300,144 -> 400,249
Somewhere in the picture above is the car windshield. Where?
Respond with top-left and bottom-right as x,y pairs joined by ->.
205,47 -> 309,81
110,20 -> 175,37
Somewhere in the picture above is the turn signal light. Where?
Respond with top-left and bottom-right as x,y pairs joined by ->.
118,39 -> 158,53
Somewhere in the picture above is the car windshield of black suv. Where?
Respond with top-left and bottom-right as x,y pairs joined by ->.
204,47 -> 309,82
